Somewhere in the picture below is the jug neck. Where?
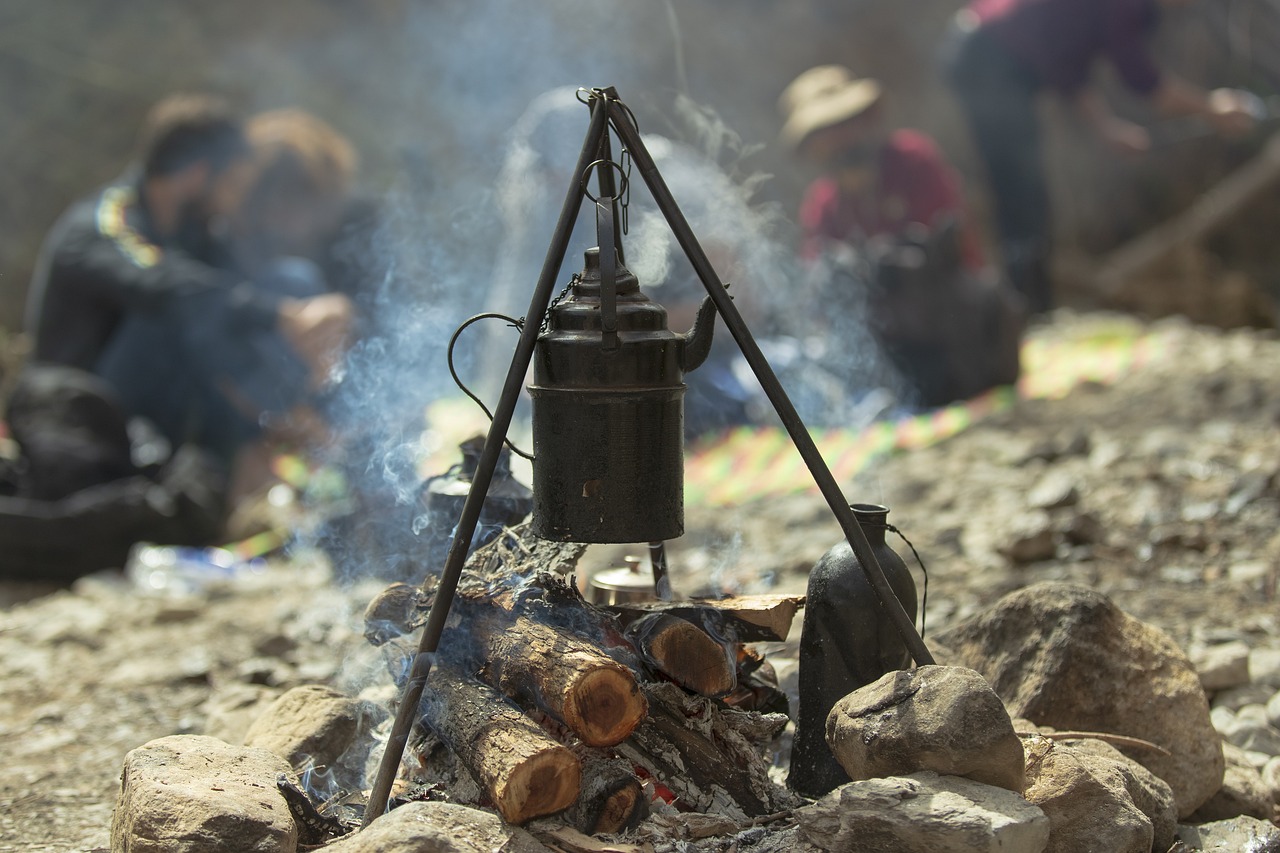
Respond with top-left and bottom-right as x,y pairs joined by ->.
850,503 -> 890,546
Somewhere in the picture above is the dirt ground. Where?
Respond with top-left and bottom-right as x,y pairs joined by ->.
2,310 -> 1279,851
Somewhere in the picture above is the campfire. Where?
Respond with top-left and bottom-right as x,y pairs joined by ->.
363,527 -> 803,832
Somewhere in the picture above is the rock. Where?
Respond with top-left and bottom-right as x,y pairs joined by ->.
1262,756 -> 1280,803
826,666 -> 1025,792
1238,704 -> 1272,726
1268,688 -> 1280,728
1218,705 -> 1280,757
1028,471 -> 1079,510
1251,648 -> 1280,689
1192,641 -> 1252,692
110,734 -> 297,853
202,684 -> 280,745
935,582 -> 1224,817
242,685 -> 386,792
997,512 -> 1057,564
1067,739 -> 1178,853
793,771 -> 1050,853
1211,705 -> 1237,736
1212,683 -> 1275,712
1062,511 -> 1104,546
1021,737 -> 1153,853
1172,816 -> 1280,851
1187,743 -> 1276,822
1227,560 -> 1272,584
324,801 -> 547,852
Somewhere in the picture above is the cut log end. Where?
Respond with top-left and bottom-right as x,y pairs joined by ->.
492,743 -> 582,824
641,614 -> 736,697
591,778 -> 645,834
564,664 -> 648,747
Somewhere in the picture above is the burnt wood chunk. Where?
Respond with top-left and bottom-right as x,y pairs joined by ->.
566,749 -> 648,835
419,665 -> 581,824
617,682 -> 791,820
625,612 -> 736,697
463,608 -> 648,747
605,594 -> 803,642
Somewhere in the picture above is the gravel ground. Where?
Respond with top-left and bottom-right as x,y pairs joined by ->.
3,310 -> 1279,851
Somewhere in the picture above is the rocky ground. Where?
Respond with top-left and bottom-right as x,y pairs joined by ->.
2,310 -> 1280,851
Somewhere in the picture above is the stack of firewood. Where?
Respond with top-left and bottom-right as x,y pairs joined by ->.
362,527 -> 803,831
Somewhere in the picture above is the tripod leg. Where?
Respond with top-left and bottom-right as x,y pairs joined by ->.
604,97 -> 933,669
361,100 -> 611,828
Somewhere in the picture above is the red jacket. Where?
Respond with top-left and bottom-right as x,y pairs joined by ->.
799,129 -> 985,270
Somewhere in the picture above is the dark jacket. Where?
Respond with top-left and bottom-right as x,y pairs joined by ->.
23,173 -> 279,371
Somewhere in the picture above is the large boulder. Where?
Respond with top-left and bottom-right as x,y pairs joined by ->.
826,666 -> 1026,792
935,582 -> 1224,816
1172,816 -> 1280,850
794,771 -> 1050,853
324,801 -> 547,852
110,734 -> 297,853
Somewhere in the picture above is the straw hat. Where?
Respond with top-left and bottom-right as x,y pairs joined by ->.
778,65 -> 883,151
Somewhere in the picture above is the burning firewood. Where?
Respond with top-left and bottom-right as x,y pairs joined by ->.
623,612 -> 736,697
605,594 -> 804,643
418,664 -> 582,824
453,604 -> 648,747
565,748 -> 649,835
365,524 -> 798,829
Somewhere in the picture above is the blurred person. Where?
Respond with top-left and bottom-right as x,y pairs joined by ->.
779,66 -> 1025,409
779,65 -> 986,270
942,0 -> 1258,314
92,106 -> 364,516
227,108 -> 361,298
0,94 -> 353,583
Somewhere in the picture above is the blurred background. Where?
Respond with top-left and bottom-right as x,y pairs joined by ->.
4,0 -> 1280,334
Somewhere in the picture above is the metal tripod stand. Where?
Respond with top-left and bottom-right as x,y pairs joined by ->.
361,86 -> 933,826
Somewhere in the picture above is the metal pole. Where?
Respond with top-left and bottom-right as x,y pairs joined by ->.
361,100 -> 611,827
605,97 -> 934,668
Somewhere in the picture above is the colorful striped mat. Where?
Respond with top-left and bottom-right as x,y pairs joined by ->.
683,320 -> 1172,507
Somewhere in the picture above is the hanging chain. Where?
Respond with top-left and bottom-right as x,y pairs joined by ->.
539,275 -> 578,334
619,145 -> 632,235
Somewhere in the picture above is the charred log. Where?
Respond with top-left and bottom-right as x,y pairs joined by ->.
565,748 -> 649,835
455,606 -> 647,747
418,664 -> 581,824
624,612 -> 736,697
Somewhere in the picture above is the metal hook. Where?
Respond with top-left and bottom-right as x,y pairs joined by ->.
580,158 -> 630,204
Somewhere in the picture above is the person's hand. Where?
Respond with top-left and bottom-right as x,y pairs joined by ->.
1206,88 -> 1258,138
277,292 -> 354,388
1097,117 -> 1151,155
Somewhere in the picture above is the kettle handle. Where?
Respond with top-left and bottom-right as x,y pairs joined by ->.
595,201 -> 620,352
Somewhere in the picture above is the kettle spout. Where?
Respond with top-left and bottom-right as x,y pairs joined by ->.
678,295 -> 717,373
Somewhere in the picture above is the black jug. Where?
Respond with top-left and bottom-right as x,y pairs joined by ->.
788,503 -> 918,798
418,436 -> 533,566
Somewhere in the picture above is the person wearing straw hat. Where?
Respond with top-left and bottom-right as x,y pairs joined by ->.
779,64 -> 985,270
778,66 -> 1025,410
941,0 -> 1257,315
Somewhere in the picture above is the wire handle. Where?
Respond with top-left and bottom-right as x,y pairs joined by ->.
886,523 -> 928,640
446,313 -> 535,460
